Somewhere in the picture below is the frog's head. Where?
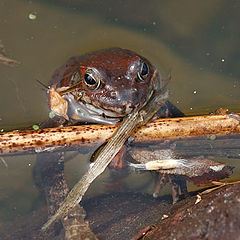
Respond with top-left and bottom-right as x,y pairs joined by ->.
49,48 -> 162,124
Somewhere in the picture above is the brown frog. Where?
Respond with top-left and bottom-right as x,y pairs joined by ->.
35,47 -> 171,237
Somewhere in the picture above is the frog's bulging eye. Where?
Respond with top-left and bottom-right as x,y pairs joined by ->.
137,61 -> 149,82
84,68 -> 101,90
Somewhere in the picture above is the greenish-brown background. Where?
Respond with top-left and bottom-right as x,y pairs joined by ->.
0,0 -> 239,222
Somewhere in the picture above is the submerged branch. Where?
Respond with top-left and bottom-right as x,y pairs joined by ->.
0,113 -> 240,156
0,55 -> 20,66
0,40 -> 19,66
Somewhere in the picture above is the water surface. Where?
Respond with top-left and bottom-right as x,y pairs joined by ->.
0,0 -> 239,234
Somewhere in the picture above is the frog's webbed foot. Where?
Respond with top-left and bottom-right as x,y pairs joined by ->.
178,176 -> 188,198
153,173 -> 169,198
153,173 -> 188,204
169,175 -> 188,204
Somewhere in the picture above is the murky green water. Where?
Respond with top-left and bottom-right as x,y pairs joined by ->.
0,0 -> 240,236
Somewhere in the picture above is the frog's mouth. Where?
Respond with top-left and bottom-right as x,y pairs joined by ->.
48,87 -> 119,124
63,88 -> 154,125
64,93 -> 121,124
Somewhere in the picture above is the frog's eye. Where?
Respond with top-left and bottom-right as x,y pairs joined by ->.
137,61 -> 149,82
84,68 -> 101,90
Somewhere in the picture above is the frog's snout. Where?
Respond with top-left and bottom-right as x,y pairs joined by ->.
116,87 -> 147,106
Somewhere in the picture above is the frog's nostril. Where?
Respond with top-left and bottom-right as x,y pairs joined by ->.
110,91 -> 117,99
132,88 -> 137,93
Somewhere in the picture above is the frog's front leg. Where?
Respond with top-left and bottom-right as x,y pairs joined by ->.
154,100 -> 184,119
152,173 -> 188,204
153,173 -> 169,198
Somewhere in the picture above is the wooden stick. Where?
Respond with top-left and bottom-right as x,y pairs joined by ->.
0,54 -> 19,66
0,113 -> 240,156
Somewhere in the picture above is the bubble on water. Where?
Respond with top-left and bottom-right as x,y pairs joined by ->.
32,124 -> 39,130
209,134 -> 216,141
49,111 -> 55,119
28,12 -> 37,20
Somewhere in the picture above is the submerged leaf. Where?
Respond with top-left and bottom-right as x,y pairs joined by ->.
129,148 -> 233,185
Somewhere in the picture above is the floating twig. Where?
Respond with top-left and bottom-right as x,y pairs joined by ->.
1,113 -> 240,156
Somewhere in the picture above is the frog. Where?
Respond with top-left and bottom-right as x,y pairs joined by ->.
48,47 -> 160,125
35,47 -> 178,237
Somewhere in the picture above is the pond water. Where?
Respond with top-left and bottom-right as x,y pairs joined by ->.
0,0 -> 240,238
